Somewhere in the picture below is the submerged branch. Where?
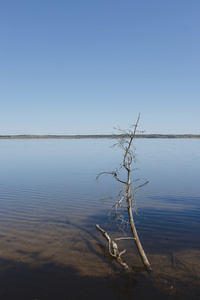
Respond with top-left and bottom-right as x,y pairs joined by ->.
95,224 -> 129,270
115,237 -> 136,241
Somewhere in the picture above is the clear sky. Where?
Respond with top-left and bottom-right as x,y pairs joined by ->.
1,0 -> 200,135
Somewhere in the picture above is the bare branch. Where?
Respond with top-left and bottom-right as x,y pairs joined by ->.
95,224 -> 129,270
134,180 -> 149,190
96,171 -> 127,185
117,195 -> 126,206
119,249 -> 127,256
115,237 -> 136,241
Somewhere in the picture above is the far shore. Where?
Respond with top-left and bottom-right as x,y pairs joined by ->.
0,134 -> 200,139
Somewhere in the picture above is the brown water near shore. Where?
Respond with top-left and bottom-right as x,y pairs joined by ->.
0,218 -> 200,300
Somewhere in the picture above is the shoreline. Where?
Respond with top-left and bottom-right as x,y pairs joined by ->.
0,134 -> 200,139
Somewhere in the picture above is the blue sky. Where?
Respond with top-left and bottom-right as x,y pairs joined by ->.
1,0 -> 200,135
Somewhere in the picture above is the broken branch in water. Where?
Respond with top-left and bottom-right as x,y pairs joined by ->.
115,237 -> 136,241
95,224 -> 129,270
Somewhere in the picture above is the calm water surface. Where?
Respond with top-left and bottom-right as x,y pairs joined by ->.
0,138 -> 200,299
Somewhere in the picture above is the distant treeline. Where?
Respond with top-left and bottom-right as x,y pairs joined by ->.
0,134 -> 200,139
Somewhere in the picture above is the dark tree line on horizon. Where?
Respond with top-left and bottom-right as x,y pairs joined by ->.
0,134 -> 200,139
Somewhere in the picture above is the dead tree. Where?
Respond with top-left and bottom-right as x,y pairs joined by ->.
96,114 -> 152,271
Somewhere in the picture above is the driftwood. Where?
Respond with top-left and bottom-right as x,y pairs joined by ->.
95,224 -> 129,270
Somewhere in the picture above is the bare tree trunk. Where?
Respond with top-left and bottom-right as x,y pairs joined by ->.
127,200 -> 151,271
127,163 -> 151,271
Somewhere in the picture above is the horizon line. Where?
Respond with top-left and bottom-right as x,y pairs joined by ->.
0,134 -> 200,139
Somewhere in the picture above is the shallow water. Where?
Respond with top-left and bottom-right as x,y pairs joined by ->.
0,138 -> 200,299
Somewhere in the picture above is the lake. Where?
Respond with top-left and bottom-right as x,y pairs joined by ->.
0,138 -> 200,299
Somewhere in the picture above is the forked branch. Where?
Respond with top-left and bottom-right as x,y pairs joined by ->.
95,224 -> 129,270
